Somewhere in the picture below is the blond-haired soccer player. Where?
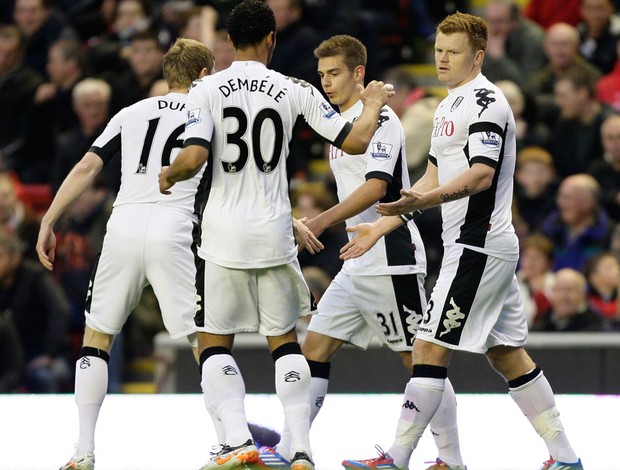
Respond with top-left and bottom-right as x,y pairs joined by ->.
37,38 -> 215,470
340,12 -> 582,470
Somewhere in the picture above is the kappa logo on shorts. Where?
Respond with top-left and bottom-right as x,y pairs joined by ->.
439,297 -> 466,337
315,396 -> 324,408
194,293 -> 202,313
79,357 -> 91,369
402,400 -> 420,411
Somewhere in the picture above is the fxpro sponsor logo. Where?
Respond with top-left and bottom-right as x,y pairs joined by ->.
187,108 -> 201,127
371,142 -> 392,160
433,116 -> 454,137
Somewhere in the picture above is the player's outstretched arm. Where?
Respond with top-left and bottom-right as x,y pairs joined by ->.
305,178 -> 387,239
339,215 -> 403,260
340,81 -> 395,155
293,217 -> 324,254
159,145 -> 209,194
377,160 -> 494,216
37,152 -> 104,270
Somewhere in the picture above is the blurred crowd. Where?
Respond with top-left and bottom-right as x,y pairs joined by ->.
2,0 -> 620,394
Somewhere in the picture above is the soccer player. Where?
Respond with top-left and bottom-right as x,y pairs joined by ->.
265,34 -> 464,470
339,12 -> 583,470
157,2 -> 395,469
36,38 -> 215,470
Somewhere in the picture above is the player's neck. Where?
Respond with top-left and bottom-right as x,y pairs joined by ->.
234,46 -> 268,65
168,87 -> 188,94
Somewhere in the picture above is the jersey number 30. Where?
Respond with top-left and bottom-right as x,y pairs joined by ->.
222,106 -> 284,174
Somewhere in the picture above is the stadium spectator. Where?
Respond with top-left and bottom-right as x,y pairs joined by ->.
0,171 -> 40,259
583,251 -> 620,318
52,78 -> 120,194
266,0 -> 320,87
514,146 -> 558,235
517,233 -> 556,327
12,0 -> 77,76
0,24 -> 43,180
33,38 -> 87,134
550,66 -> 612,178
483,0 -> 547,82
0,230 -> 72,392
106,29 -> 165,114
526,22 -> 601,127
524,0 -> 582,29
497,80 -> 550,151
88,0 -> 153,75
0,308 -> 24,392
542,173 -> 611,271
588,113 -> 620,221
532,268 -> 609,331
577,0 -> 620,74
595,37 -> 620,109
25,38 -> 89,182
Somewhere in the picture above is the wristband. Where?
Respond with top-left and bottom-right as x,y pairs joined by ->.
398,209 -> 424,224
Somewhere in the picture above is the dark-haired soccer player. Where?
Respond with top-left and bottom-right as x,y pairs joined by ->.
158,1 -> 395,469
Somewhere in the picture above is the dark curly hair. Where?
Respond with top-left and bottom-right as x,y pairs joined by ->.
228,0 -> 275,49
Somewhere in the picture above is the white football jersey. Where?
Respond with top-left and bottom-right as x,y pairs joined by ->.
91,92 -> 206,217
183,60 -> 352,269
328,100 -> 426,276
430,73 -> 519,261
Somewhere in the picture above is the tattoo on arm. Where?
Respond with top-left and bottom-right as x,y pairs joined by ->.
440,186 -> 470,202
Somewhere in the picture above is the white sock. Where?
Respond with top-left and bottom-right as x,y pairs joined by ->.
203,394 -> 226,444
429,378 -> 463,466
509,370 -> 579,463
74,355 -> 108,456
278,375 -> 328,459
275,353 -> 312,459
388,376 -> 445,468
201,353 -> 251,447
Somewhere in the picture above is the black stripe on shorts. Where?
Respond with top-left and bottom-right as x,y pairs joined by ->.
434,248 -> 487,345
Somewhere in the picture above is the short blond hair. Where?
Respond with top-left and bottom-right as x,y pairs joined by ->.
163,38 -> 215,89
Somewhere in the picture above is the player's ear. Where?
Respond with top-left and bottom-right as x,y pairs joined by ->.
354,65 -> 365,81
474,49 -> 484,66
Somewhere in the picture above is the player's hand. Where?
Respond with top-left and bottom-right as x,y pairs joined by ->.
36,223 -> 56,271
159,166 -> 174,194
360,80 -> 395,108
339,222 -> 380,260
293,217 -> 324,254
376,188 -> 425,216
